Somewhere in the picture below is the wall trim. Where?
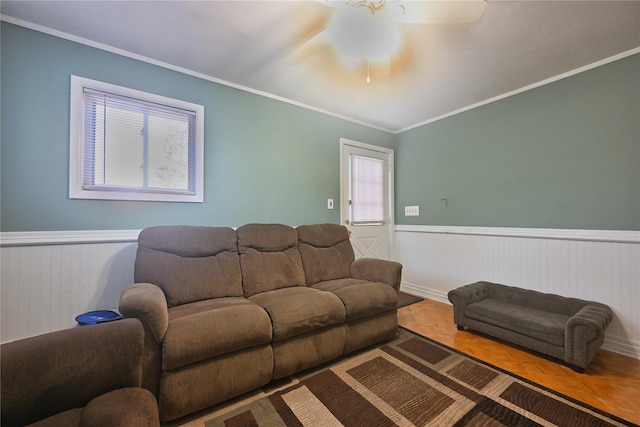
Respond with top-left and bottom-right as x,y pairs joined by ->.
395,225 -> 640,244
2,225 -> 637,247
0,229 -> 141,247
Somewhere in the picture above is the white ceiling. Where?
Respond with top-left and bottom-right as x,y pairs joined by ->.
2,1 -> 639,132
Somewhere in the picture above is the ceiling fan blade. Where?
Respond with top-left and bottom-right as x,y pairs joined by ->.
370,57 -> 391,77
287,31 -> 331,65
315,0 -> 487,24
386,1 -> 487,24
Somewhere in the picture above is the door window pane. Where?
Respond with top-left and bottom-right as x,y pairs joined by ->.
351,154 -> 385,224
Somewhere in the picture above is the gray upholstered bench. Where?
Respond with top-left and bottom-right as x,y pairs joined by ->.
447,281 -> 613,372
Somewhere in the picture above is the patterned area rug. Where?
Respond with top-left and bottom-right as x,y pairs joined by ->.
203,328 -> 636,427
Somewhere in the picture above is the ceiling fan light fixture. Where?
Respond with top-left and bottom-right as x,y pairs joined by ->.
326,7 -> 402,67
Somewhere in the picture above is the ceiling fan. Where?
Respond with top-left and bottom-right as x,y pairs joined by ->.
287,0 -> 487,82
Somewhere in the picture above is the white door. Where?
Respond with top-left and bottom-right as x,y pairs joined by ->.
340,138 -> 394,260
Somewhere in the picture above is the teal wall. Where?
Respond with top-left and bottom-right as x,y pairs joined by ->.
0,23 -> 394,231
395,54 -> 640,230
2,22 -> 638,232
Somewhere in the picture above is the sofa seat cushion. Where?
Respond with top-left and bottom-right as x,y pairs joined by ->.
249,287 -> 345,342
312,281 -> 398,322
311,278 -> 369,291
163,298 -> 272,371
27,409 -> 82,427
168,297 -> 253,320
465,298 -> 568,346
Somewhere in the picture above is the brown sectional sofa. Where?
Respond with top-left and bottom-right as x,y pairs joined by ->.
119,223 -> 402,421
1,319 -> 160,427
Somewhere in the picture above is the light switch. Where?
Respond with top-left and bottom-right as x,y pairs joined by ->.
327,199 -> 334,209
405,205 -> 419,216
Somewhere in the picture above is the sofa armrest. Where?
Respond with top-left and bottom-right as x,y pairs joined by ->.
119,283 -> 169,344
0,319 -> 145,427
350,258 -> 403,292
80,388 -> 160,427
564,303 -> 613,369
447,282 -> 490,326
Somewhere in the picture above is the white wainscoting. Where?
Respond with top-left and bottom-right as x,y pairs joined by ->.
2,227 -> 639,361
1,231 -> 140,344
395,225 -> 640,360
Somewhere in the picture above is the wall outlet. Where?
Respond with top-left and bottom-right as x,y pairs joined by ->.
405,205 -> 419,216
327,199 -> 334,209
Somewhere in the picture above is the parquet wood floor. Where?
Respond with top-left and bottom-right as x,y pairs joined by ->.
399,297 -> 640,425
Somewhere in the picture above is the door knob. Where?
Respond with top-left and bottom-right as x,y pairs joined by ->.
344,219 -> 350,225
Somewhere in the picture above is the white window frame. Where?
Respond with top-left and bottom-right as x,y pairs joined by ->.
69,75 -> 204,203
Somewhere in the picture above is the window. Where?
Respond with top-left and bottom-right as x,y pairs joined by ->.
69,75 -> 204,202
350,154 -> 385,224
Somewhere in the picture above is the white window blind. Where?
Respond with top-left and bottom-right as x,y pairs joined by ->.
83,88 -> 196,194
350,154 -> 385,224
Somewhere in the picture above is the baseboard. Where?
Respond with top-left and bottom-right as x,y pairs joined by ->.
400,281 -> 640,361
602,335 -> 640,360
400,281 -> 449,304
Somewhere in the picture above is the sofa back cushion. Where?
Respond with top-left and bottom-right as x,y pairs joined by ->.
297,224 -> 354,285
135,226 -> 243,307
237,223 -> 305,297
0,319 -> 144,427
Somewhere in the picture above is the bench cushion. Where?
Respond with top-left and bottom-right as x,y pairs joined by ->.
465,298 -> 568,347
